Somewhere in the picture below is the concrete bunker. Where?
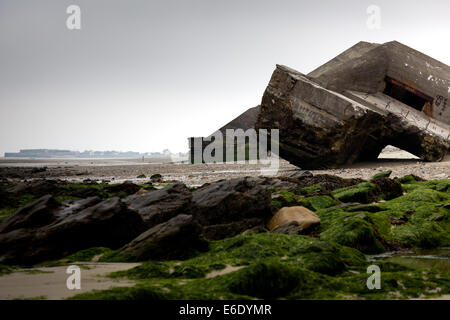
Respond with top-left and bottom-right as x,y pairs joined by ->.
189,41 -> 449,169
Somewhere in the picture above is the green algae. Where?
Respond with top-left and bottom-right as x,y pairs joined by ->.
39,247 -> 115,267
271,189 -> 302,208
3,176 -> 450,300
66,232 -> 450,300
332,182 -> 380,204
0,193 -> 36,223
371,170 -> 392,180
302,195 -> 339,211
0,264 -> 15,277
319,214 -> 385,254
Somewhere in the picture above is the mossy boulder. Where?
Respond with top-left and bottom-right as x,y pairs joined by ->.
332,182 -> 380,204
302,195 -> 339,211
150,174 -> 163,182
227,260 -> 310,299
271,190 -> 302,207
371,178 -> 403,200
371,170 -> 392,180
319,212 -> 385,254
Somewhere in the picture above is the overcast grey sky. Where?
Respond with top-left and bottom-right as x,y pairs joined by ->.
0,0 -> 449,155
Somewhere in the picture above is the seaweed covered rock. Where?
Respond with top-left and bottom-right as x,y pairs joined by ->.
8,179 -> 60,197
119,214 -> 208,261
332,182 -> 380,204
70,187 -> 100,198
150,174 -> 163,182
371,177 -> 403,200
318,178 -> 450,252
298,174 -> 365,192
227,260 -> 309,299
104,182 -> 141,196
292,242 -> 346,275
0,195 -> 60,233
318,212 -> 385,254
371,170 -> 392,180
301,195 -> 339,211
377,188 -> 450,248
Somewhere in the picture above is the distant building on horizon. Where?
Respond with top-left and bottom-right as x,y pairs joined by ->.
3,149 -> 186,159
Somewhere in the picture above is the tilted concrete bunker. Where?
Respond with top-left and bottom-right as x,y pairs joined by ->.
256,41 -> 449,169
190,41 -> 449,168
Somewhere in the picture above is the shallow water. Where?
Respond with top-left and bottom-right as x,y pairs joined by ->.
367,248 -> 450,272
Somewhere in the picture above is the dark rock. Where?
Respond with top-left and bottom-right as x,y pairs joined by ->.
190,177 -> 272,229
71,187 -> 99,198
0,195 -> 60,234
0,197 -> 146,265
125,183 -> 192,228
371,170 -> 392,180
119,214 -> 207,261
0,190 -> 13,208
299,174 -> 365,192
57,196 -> 102,218
288,170 -> 313,179
136,174 -> 146,179
371,177 -> 403,200
8,180 -> 60,197
30,167 -> 47,174
42,197 -> 146,248
257,177 -> 302,193
82,179 -> 98,185
201,218 -> 264,240
150,174 -> 163,182
104,181 -> 141,196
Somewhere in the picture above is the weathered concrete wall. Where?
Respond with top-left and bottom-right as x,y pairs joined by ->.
256,65 -> 449,169
346,91 -> 450,144
384,41 -> 450,124
308,41 -> 381,79
308,41 -> 450,125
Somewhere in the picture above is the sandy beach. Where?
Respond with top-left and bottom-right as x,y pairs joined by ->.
0,147 -> 448,186
0,263 -> 140,300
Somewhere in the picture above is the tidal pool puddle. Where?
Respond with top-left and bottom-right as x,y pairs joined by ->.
367,248 -> 450,272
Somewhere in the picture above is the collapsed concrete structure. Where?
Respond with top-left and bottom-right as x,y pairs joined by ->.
190,41 -> 450,168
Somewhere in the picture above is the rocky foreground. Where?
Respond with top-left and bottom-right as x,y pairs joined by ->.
0,171 -> 449,299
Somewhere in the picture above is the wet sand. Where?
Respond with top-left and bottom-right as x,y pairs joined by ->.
0,262 -> 140,300
0,148 -> 448,186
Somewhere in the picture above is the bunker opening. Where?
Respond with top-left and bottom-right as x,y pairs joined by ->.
383,76 -> 434,115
